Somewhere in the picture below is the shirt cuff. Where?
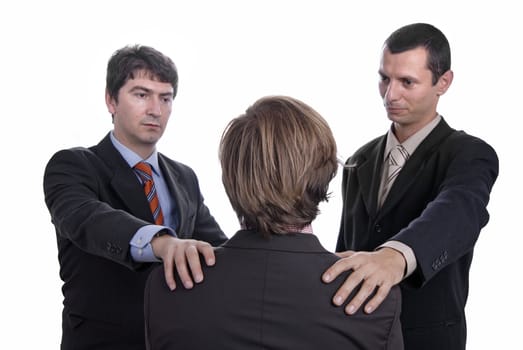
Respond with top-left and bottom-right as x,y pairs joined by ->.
130,225 -> 176,262
379,240 -> 417,278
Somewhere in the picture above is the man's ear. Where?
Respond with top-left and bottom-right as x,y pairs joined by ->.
105,89 -> 117,114
436,70 -> 453,96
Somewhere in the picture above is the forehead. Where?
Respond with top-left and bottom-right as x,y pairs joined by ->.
380,47 -> 430,76
122,70 -> 174,93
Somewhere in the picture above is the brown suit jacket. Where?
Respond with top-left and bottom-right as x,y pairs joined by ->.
145,230 -> 404,349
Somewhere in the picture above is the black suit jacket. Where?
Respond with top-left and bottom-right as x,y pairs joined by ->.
145,230 -> 404,350
43,133 -> 227,349
336,118 -> 498,350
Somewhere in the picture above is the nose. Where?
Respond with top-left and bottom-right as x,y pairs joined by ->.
147,96 -> 162,117
383,81 -> 399,103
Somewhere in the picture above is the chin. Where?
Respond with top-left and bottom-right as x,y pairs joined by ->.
387,111 -> 410,121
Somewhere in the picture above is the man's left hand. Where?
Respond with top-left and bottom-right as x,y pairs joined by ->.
322,247 -> 405,314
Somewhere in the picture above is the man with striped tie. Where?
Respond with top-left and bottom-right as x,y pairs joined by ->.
43,45 -> 227,350
322,23 -> 499,349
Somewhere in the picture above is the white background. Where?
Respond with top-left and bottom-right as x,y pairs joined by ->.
1,0 -> 519,348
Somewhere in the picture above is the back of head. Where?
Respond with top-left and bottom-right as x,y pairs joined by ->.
385,23 -> 451,84
219,96 -> 337,237
105,44 -> 179,101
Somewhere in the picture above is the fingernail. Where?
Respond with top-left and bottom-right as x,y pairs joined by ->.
184,281 -> 193,289
347,305 -> 355,314
334,296 -> 343,306
169,283 -> 175,291
365,305 -> 373,313
207,258 -> 215,266
323,273 -> 331,282
195,274 -> 203,283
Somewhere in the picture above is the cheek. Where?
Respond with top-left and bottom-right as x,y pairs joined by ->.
418,91 -> 437,108
378,83 -> 387,98
161,105 -> 172,117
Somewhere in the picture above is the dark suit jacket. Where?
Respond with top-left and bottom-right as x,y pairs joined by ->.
336,118 -> 498,350
43,133 -> 227,350
145,230 -> 404,350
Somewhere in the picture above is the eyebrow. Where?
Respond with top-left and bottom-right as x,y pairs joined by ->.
378,70 -> 419,83
129,85 -> 174,98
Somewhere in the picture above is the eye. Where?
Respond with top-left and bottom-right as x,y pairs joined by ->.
402,78 -> 413,86
379,74 -> 389,83
135,92 -> 148,99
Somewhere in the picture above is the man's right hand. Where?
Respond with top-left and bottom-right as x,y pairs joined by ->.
151,235 -> 216,291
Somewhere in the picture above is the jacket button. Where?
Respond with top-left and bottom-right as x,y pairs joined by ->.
375,224 -> 382,233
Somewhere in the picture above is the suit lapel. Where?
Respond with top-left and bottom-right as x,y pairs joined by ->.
356,137 -> 387,219
158,154 -> 187,232
93,133 -> 154,222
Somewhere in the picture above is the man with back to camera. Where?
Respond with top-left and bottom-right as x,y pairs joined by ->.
43,45 -> 227,349
322,23 -> 499,349
144,95 -> 404,349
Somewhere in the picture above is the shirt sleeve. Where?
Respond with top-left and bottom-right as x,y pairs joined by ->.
130,225 -> 176,262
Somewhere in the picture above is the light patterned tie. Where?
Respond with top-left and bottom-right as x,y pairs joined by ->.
134,162 -> 164,225
380,144 -> 410,206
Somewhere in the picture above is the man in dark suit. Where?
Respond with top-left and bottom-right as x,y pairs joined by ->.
43,45 -> 227,350
145,96 -> 404,349
322,23 -> 499,349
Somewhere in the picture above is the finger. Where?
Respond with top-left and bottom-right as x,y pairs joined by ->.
322,254 -> 356,283
185,244 -> 203,283
331,269 -> 365,307
174,244 -> 194,289
162,254 -> 176,291
197,242 -> 216,266
345,279 -> 378,315
363,283 -> 391,314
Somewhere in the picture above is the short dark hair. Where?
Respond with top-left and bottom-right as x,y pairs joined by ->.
384,23 -> 451,85
219,96 -> 338,237
106,45 -> 178,102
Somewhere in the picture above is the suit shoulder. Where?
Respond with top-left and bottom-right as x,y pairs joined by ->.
345,135 -> 383,164
445,130 -> 498,160
146,264 -> 165,286
158,153 -> 198,177
353,136 -> 383,157
45,145 -> 99,168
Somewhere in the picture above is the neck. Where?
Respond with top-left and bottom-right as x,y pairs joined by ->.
393,113 -> 438,143
282,224 -> 313,234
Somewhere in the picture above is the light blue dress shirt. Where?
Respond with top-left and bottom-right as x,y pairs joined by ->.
110,132 -> 178,262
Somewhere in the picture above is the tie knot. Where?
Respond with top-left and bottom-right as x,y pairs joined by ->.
134,162 -> 153,181
388,145 -> 409,167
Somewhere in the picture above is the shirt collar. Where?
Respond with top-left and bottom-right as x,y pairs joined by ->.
239,222 -> 314,234
384,114 -> 441,160
110,131 -> 161,175
223,229 -> 327,253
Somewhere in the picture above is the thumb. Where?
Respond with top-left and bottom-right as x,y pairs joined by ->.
335,250 -> 355,258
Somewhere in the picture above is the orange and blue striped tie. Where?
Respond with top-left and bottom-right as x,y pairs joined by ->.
134,162 -> 164,225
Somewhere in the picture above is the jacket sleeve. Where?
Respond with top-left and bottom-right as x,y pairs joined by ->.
395,135 -> 499,284
43,148 -> 149,269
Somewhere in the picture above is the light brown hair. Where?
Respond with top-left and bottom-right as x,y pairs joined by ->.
219,96 -> 337,237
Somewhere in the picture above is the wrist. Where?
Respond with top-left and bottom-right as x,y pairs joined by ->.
381,247 -> 407,280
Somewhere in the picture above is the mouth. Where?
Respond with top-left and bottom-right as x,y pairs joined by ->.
386,106 -> 406,114
142,122 -> 161,128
